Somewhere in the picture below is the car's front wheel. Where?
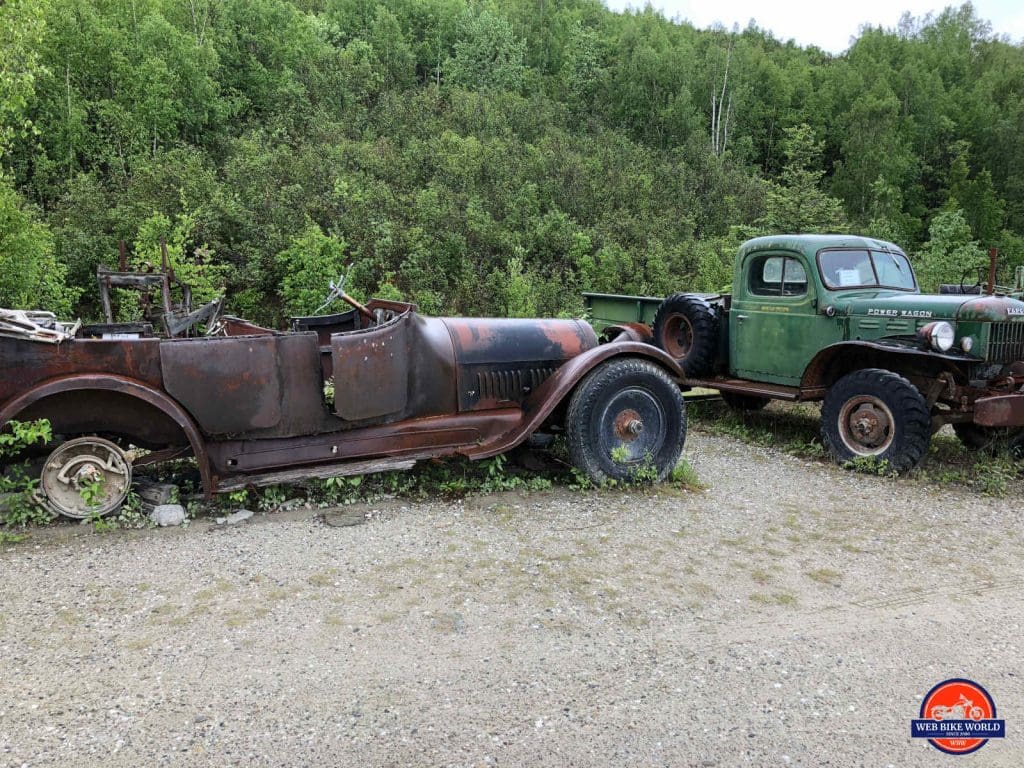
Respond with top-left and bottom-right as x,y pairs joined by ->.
820,368 -> 931,472
565,358 -> 686,484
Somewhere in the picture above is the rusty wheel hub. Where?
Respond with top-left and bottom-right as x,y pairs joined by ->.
661,314 -> 693,360
613,408 -> 645,442
838,396 -> 895,455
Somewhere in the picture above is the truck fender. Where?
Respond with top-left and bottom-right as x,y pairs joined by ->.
800,340 -> 971,391
0,374 -> 213,496
463,341 -> 684,460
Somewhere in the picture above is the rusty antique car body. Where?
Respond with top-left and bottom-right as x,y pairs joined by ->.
0,291 -> 686,518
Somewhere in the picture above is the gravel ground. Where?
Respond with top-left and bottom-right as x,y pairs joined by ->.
1,431 -> 1022,767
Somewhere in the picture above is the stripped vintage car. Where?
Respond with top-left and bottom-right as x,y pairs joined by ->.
0,295 -> 686,518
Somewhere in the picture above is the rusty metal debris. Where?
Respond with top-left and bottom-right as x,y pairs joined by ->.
0,309 -> 80,344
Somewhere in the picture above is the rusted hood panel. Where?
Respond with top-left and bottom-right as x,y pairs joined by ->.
441,318 -> 598,411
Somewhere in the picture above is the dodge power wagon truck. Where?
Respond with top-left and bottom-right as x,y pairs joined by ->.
585,234 -> 1024,472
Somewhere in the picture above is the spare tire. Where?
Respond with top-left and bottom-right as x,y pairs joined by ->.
652,293 -> 719,378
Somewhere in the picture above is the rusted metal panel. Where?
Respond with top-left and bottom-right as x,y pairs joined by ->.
332,312 -> 411,421
974,394 -> 1024,428
160,336 -> 282,433
206,411 -> 521,475
0,337 -> 164,406
442,318 -> 598,411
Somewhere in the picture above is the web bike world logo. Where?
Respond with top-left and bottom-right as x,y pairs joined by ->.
911,679 -> 1006,755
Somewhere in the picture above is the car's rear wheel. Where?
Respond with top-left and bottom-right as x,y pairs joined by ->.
821,369 -> 931,472
38,437 -> 132,519
566,358 -> 686,484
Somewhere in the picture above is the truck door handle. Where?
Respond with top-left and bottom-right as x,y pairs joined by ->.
736,314 -> 748,323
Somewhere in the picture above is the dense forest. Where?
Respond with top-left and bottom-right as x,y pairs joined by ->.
1,0 -> 1023,325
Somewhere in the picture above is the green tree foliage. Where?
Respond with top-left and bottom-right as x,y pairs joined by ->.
761,124 -> 847,234
275,223 -> 350,316
1,0 -> 1023,324
446,8 -> 525,91
0,176 -> 77,314
914,207 -> 986,292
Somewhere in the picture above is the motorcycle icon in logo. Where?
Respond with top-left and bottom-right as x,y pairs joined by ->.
930,694 -> 985,722
911,678 -> 1006,755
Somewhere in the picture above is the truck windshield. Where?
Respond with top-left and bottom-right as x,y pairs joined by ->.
819,249 -> 916,291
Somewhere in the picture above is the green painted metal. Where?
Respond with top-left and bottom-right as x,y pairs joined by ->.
584,234 -> 1024,387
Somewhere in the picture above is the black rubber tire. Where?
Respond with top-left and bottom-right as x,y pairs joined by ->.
820,368 -> 931,473
720,392 -> 770,412
952,423 -> 1024,457
651,293 -> 719,378
566,357 -> 686,484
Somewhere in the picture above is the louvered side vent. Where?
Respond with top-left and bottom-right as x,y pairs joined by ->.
477,367 -> 556,401
988,322 -> 1024,363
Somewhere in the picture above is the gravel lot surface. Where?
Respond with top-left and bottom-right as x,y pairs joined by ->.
1,431 -> 1021,767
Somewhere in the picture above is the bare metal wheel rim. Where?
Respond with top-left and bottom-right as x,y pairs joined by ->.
837,395 -> 895,456
599,387 -> 666,463
39,437 -> 132,519
661,314 -> 694,360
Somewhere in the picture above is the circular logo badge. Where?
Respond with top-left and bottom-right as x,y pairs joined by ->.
912,678 -> 1005,755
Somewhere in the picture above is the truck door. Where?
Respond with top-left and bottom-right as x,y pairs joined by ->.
729,251 -> 839,386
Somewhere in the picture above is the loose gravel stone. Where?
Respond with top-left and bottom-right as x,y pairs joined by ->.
148,503 -> 186,527
215,508 -> 254,525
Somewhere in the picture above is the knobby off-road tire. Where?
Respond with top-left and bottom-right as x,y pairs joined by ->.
566,357 -> 686,485
720,392 -> 770,412
952,423 -> 1024,457
651,294 -> 719,378
820,368 -> 931,473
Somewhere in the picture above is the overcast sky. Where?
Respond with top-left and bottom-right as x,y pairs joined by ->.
602,0 -> 1024,54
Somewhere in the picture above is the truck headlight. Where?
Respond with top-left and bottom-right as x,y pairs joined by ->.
919,321 -> 955,352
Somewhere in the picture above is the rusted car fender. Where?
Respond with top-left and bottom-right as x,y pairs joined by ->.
463,341 -> 684,460
0,374 -> 212,494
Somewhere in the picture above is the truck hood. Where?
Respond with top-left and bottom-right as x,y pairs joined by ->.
836,291 -> 1024,322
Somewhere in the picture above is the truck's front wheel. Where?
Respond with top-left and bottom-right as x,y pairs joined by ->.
821,369 -> 931,472
566,358 -> 686,484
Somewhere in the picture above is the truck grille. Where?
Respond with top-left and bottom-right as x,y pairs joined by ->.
987,322 -> 1024,363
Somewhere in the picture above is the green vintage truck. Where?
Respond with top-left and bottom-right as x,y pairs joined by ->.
585,234 -> 1024,471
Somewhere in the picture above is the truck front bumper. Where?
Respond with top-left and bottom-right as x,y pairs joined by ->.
974,393 -> 1024,428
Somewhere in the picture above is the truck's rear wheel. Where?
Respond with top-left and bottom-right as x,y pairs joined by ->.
566,358 -> 686,484
821,369 -> 931,472
652,294 -> 718,378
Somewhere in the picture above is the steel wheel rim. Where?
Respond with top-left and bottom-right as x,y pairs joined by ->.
599,387 -> 666,464
837,395 -> 895,456
39,437 -> 132,519
661,314 -> 693,360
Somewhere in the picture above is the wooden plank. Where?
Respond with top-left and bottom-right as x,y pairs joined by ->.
215,457 -> 417,492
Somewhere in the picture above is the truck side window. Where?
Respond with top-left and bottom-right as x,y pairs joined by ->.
749,255 -> 807,297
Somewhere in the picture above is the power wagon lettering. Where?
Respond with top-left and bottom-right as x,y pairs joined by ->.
866,308 -> 933,318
